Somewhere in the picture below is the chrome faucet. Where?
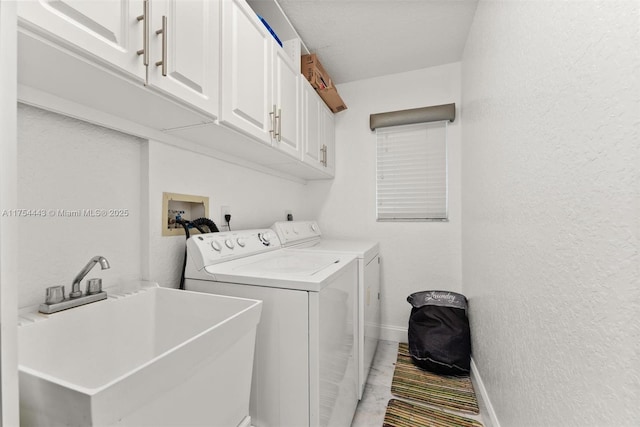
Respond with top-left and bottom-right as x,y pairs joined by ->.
39,255 -> 111,314
70,255 -> 110,298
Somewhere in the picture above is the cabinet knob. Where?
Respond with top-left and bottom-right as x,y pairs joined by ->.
136,0 -> 149,66
155,16 -> 167,76
269,105 -> 277,139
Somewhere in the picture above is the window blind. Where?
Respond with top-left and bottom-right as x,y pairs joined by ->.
376,121 -> 448,221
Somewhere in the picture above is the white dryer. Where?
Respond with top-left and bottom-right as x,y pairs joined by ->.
184,229 -> 359,427
271,221 -> 381,399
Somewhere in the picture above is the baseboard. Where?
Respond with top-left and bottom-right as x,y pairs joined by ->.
470,358 -> 501,427
378,323 -> 407,343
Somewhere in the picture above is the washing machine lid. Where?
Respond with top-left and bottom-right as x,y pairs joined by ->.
203,250 -> 357,292
236,252 -> 340,276
286,239 -> 379,264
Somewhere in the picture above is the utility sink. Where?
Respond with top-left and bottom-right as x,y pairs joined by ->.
18,285 -> 262,427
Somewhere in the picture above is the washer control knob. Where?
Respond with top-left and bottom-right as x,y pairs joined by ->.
236,237 -> 246,247
258,232 -> 271,246
225,239 -> 235,249
210,240 -> 222,252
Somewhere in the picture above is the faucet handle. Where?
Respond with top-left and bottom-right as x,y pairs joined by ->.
86,278 -> 102,295
45,286 -> 65,304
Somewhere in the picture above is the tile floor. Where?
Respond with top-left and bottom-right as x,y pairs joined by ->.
351,340 -> 399,426
351,340 -> 486,427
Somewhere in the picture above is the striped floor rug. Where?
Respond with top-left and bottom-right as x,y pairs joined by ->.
391,343 -> 480,414
383,399 -> 483,427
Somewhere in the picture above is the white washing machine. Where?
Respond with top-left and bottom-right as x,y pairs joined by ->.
271,221 -> 381,399
184,229 -> 359,427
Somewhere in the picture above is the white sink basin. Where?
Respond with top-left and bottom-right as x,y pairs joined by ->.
18,285 -> 262,427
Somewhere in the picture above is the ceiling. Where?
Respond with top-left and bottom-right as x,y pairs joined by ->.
276,0 -> 479,84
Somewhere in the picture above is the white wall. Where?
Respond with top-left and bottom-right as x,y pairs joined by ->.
461,1 -> 640,426
16,105 -> 316,308
307,63 -> 463,338
146,141 -> 317,288
17,105 -> 144,309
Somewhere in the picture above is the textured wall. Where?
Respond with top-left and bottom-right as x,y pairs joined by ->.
17,104 -> 144,309
461,1 -> 640,426
308,63 -> 463,336
145,141 -> 317,288
17,105 -> 317,306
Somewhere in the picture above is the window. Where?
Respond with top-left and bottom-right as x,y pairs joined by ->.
376,121 -> 448,221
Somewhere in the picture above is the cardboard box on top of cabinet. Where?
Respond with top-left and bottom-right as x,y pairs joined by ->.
301,54 -> 348,113
301,54 -> 329,88
317,86 -> 347,113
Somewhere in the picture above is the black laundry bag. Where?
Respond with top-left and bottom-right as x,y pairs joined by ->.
407,290 -> 471,376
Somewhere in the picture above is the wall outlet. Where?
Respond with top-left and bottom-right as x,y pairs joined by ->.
285,210 -> 293,221
221,205 -> 231,230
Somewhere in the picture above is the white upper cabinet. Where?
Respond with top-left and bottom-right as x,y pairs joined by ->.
18,0 -> 219,119
302,79 -> 322,169
321,100 -> 336,175
17,0 -> 333,180
220,0 -> 273,144
272,48 -> 301,159
147,0 -> 219,118
220,0 -> 301,159
302,79 -> 335,176
17,0 -> 146,80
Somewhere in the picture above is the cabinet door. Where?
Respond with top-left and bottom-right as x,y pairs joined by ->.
148,0 -> 219,118
362,255 -> 381,397
301,80 -> 323,170
220,0 -> 273,144
18,0 -> 146,80
302,79 -> 335,176
272,48 -> 300,159
320,102 -> 336,175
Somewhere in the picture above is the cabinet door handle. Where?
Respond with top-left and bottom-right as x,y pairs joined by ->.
155,15 -> 167,76
321,144 -> 327,166
269,105 -> 277,139
276,108 -> 282,142
136,0 -> 149,66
